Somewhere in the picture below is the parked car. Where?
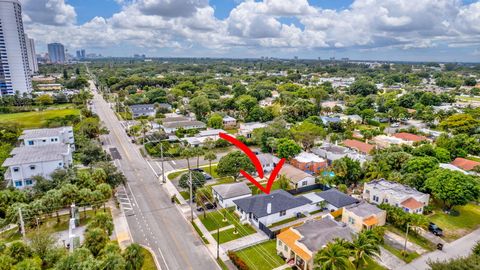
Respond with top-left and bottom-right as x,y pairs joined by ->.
428,222 -> 443,236
191,168 -> 212,180
391,123 -> 400,128
196,202 -> 217,212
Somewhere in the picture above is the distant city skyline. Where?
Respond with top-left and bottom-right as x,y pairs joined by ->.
17,0 -> 480,62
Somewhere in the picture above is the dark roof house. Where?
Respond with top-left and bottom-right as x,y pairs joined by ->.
317,188 -> 359,208
233,190 -> 311,218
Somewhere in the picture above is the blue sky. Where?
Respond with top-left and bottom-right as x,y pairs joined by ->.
21,0 -> 480,62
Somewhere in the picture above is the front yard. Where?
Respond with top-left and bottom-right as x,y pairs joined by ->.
234,240 -> 288,270
199,207 -> 256,243
428,203 -> 480,241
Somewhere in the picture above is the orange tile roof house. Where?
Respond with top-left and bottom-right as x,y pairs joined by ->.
276,218 -> 353,270
342,139 -> 375,155
451,157 -> 480,171
392,132 -> 427,143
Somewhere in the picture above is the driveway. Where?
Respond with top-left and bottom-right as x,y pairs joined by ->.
385,231 -> 427,254
221,232 -> 269,251
395,228 -> 480,270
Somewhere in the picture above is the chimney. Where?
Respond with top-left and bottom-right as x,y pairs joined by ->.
267,203 -> 272,214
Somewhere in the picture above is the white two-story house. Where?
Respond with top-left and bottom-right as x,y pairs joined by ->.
3,144 -> 73,189
19,126 -> 75,150
363,179 -> 430,214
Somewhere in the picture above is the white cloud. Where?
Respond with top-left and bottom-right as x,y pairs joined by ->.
20,0 -> 76,26
19,0 -> 480,56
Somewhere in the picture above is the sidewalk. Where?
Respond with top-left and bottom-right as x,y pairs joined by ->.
396,228 -> 480,270
193,218 -> 229,261
110,200 -> 132,249
221,232 -> 269,251
376,246 -> 406,270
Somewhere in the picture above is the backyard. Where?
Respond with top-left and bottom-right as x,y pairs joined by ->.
428,203 -> 480,241
234,240 -> 287,270
0,108 -> 80,128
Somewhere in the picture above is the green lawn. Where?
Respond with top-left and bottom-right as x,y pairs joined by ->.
234,240 -> 287,270
140,247 -> 157,270
429,203 -> 480,241
212,225 -> 256,244
382,244 -> 420,263
179,191 -> 190,200
0,108 -> 80,128
199,207 -> 240,231
363,256 -> 387,270
268,217 -> 299,228
191,221 -> 209,244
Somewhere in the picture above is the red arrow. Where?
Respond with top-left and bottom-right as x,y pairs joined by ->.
219,133 -> 286,194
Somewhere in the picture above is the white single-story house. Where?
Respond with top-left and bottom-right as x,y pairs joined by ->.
234,190 -> 311,227
212,182 -> 252,208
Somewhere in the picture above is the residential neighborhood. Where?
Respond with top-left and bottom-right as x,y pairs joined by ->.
1,1 -> 480,269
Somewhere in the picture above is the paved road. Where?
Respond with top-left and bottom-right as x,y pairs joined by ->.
90,81 -> 219,270
396,228 -> 480,270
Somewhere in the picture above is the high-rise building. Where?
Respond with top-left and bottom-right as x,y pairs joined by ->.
76,49 -> 86,60
25,35 -> 38,74
0,0 -> 33,96
47,43 -> 66,63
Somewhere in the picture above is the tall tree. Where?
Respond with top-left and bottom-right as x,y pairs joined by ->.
217,151 -> 255,181
314,241 -> 354,270
204,151 -> 217,175
123,244 -> 145,270
276,138 -> 302,159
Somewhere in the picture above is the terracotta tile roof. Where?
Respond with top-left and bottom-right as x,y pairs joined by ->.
392,132 -> 427,142
277,228 -> 312,261
343,139 -> 374,154
451,158 -> 480,171
400,197 -> 423,210
363,216 -> 378,226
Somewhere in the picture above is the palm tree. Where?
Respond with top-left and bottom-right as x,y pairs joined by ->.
204,151 -> 217,175
193,147 -> 205,168
314,241 -> 354,270
351,233 -> 380,269
181,146 -> 196,170
123,243 -> 145,270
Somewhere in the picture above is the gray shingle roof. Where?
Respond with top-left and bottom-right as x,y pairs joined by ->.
19,126 -> 72,140
162,121 -> 206,129
317,188 -> 359,208
296,218 -> 353,252
2,144 -> 70,166
257,153 -> 280,166
233,190 -> 311,218
212,182 -> 252,199
345,201 -> 383,217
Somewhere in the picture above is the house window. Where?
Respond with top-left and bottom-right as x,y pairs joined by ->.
30,165 -> 36,170
279,210 -> 286,217
28,140 -> 34,145
58,162 -> 63,166
25,179 -> 33,186
384,198 -> 388,203
51,138 -> 55,142
284,245 -> 288,252
302,181 -> 307,187
42,139 -> 46,142
373,195 -> 379,202
365,189 -> 370,194
14,181 -> 23,187
253,215 -> 258,222
348,217 -> 355,224
13,167 -> 19,172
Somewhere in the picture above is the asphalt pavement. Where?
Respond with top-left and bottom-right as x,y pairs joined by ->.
90,81 -> 219,270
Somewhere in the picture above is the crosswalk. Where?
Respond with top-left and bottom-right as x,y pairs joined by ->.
116,185 -> 135,216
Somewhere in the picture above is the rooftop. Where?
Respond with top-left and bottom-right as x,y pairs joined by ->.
365,179 -> 427,199
3,144 -> 70,167
257,153 -> 280,166
162,120 -> 206,129
343,139 -> 374,154
212,182 -> 252,199
129,104 -> 155,110
19,126 -> 73,140
392,132 -> 427,142
294,152 -> 325,163
279,164 -> 313,183
313,143 -> 349,155
233,190 -> 311,218
400,197 -> 424,210
451,157 -> 480,171
317,188 -> 359,208
296,218 -> 353,254
197,129 -> 226,137
345,201 -> 384,218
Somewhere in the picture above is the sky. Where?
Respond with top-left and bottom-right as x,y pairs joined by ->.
19,0 -> 480,62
